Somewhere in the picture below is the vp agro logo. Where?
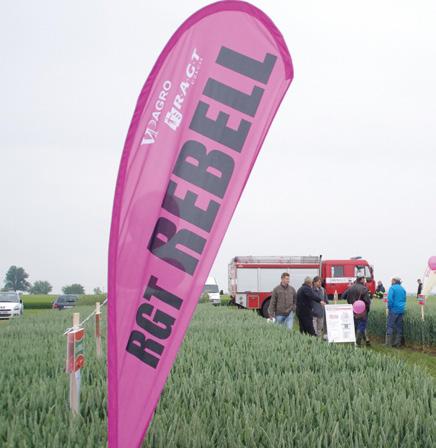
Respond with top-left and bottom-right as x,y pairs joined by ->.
141,80 -> 172,145
140,48 -> 202,146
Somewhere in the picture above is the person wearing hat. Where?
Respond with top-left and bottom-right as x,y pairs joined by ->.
386,276 -> 407,347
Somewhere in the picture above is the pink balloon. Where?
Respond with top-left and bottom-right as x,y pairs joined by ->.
428,256 -> 436,271
353,300 -> 366,315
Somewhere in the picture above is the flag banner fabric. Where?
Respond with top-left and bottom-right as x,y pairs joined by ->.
423,256 -> 436,296
108,1 -> 293,446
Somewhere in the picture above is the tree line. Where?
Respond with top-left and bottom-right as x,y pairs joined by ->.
2,265 -> 103,295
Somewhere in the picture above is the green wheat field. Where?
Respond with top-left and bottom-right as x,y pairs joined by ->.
1,298 -> 436,447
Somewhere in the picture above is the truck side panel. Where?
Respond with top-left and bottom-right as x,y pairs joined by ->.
235,267 -> 319,309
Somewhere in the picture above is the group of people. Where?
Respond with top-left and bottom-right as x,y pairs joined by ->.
268,273 -> 327,338
268,272 -> 408,347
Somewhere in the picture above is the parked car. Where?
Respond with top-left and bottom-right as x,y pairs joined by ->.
52,294 -> 79,310
0,291 -> 24,319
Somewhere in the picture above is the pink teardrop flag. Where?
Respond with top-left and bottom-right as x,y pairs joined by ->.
107,2 -> 293,446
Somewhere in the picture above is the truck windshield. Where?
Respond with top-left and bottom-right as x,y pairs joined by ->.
355,266 -> 372,280
0,293 -> 19,302
203,285 -> 219,293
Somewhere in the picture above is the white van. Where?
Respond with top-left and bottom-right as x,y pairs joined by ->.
0,291 -> 24,319
201,276 -> 220,305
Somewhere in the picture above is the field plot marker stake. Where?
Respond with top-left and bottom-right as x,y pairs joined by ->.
418,294 -> 425,321
95,302 -> 102,359
63,300 -> 105,415
70,313 -> 80,414
383,292 -> 388,317
416,295 -> 425,350
65,312 -> 85,416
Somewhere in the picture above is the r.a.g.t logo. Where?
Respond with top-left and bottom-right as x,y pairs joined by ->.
164,48 -> 202,131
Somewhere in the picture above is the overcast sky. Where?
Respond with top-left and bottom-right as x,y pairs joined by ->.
1,0 -> 435,294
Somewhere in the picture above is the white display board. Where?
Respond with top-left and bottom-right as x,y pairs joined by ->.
325,304 -> 356,343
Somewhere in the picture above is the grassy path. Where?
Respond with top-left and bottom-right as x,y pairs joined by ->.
369,341 -> 436,379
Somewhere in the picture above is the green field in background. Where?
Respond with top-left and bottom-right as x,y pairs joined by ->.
1,303 -> 436,447
20,294 -> 107,309
368,296 -> 436,347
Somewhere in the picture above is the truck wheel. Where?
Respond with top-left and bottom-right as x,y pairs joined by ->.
260,298 -> 271,319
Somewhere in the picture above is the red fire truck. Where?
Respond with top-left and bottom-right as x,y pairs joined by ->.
228,256 -> 375,317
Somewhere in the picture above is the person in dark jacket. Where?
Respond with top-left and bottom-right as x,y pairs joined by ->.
375,280 -> 385,299
342,274 -> 371,346
296,277 -> 323,336
417,279 -> 423,297
268,272 -> 297,330
312,276 -> 328,337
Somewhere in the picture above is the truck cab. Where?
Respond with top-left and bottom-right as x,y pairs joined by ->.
322,258 -> 375,298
